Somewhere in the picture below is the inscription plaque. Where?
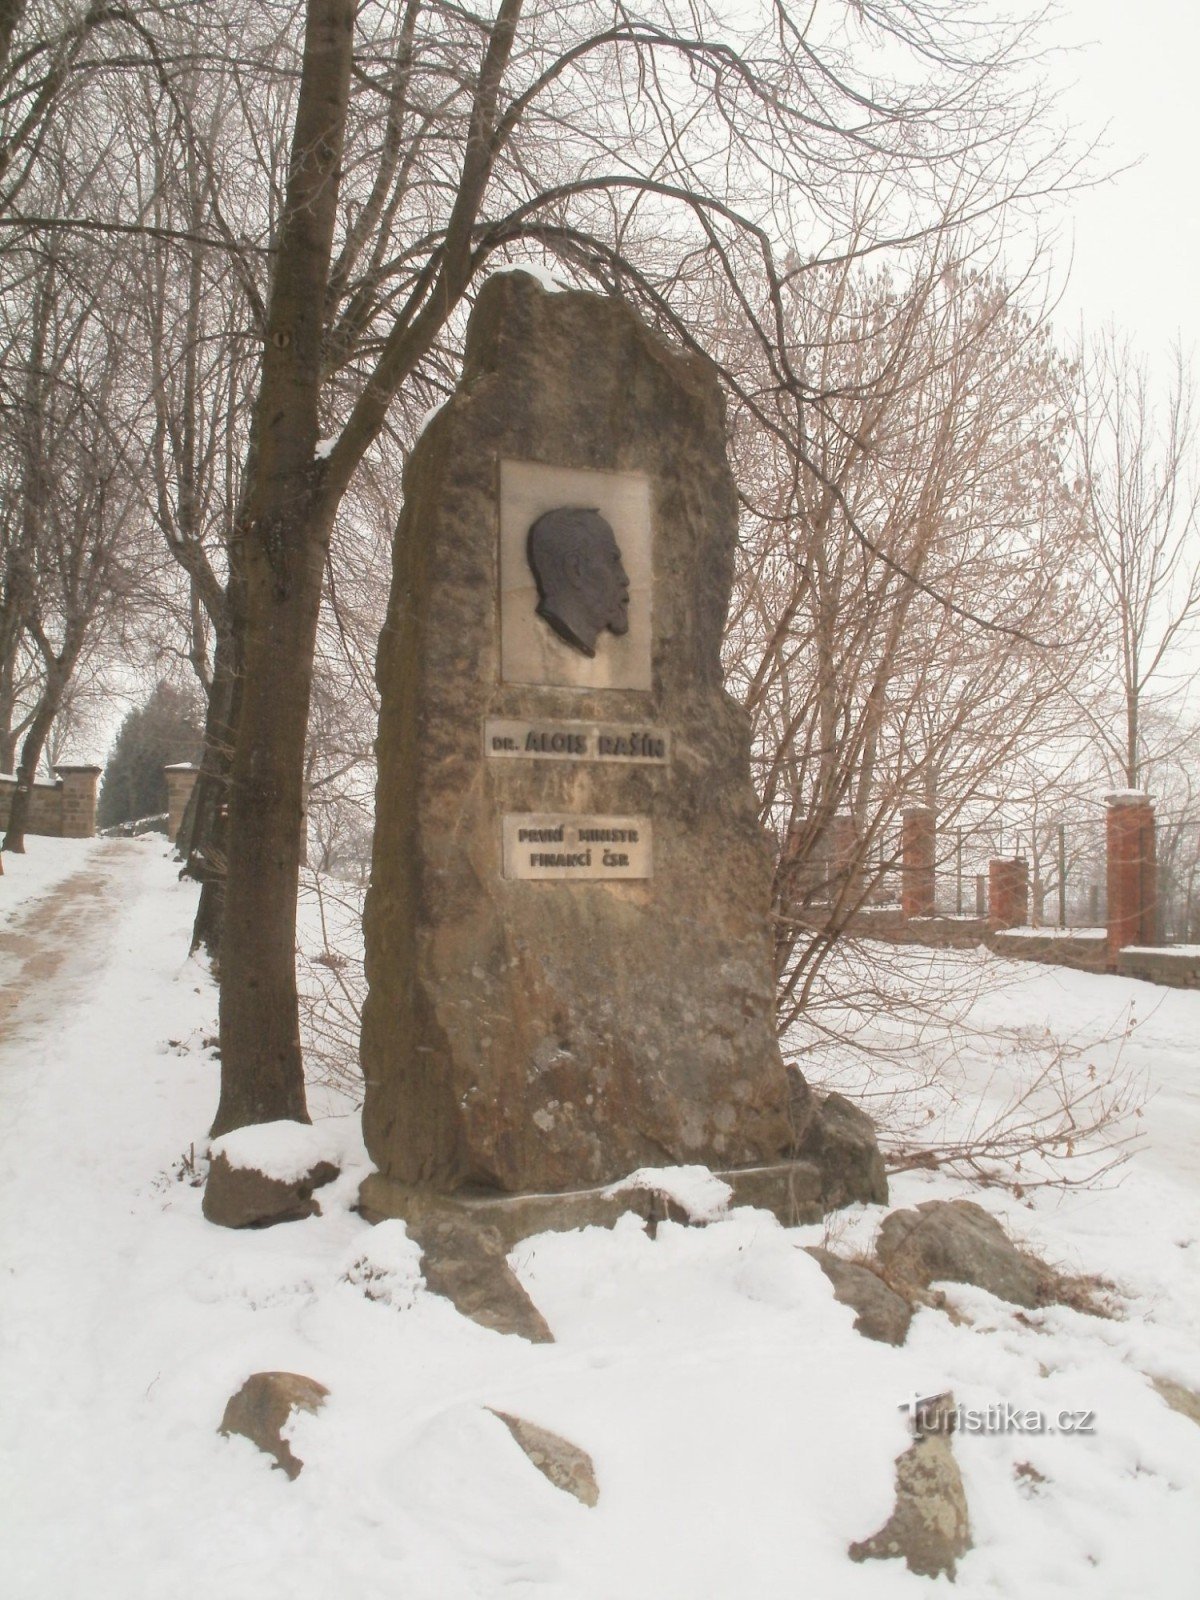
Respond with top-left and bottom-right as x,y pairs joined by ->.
485,718 -> 669,763
503,814 -> 651,880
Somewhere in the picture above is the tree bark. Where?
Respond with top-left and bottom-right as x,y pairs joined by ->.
0,2 -> 27,78
0,638 -> 19,772
183,619 -> 241,961
1125,685 -> 1139,790
2,661 -> 66,852
211,0 -> 354,1136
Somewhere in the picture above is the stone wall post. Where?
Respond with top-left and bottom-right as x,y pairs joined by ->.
1105,791 -> 1157,968
901,807 -> 936,919
988,857 -> 1028,930
164,763 -> 200,844
54,765 -> 101,838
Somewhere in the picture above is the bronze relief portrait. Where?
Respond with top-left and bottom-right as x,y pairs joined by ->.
526,506 -> 630,658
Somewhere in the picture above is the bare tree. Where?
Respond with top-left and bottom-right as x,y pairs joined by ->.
231,0 -> 1088,1134
0,242 -> 149,850
121,41 -> 273,948
47,0 -> 1079,1132
1072,332 -> 1200,788
0,501 -> 38,770
724,250 -> 1094,1029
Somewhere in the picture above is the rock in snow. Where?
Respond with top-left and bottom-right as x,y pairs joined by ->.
849,1390 -> 972,1579
219,1371 -> 329,1480
874,1198 -> 1048,1308
805,1248 -> 913,1345
409,1212 -> 554,1343
488,1410 -> 599,1506
1150,1375 -> 1200,1429
203,1119 -> 341,1228
793,1091 -> 889,1211
208,1118 -> 343,1184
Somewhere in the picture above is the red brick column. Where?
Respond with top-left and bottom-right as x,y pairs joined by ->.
1105,792 -> 1157,968
988,857 -> 1029,929
901,807 -> 936,919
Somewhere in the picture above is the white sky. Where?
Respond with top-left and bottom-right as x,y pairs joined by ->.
1037,0 -> 1199,362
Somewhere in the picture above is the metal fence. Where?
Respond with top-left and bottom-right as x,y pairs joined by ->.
864,812 -> 1200,941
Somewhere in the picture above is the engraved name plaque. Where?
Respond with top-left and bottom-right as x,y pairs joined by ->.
502,814 -> 652,881
485,718 -> 669,763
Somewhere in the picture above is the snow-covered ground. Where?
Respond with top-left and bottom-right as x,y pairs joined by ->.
1,833 -> 106,919
1,839 -> 1198,1598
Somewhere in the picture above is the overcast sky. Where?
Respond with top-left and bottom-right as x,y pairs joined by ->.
1037,0 -> 1198,362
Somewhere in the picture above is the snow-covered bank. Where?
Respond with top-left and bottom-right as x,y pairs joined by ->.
1,842 -> 1198,1598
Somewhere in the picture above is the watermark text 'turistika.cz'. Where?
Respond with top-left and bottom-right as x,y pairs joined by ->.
900,1393 -> 1096,1437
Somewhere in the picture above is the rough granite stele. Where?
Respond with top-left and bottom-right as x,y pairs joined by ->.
360,270 -> 804,1200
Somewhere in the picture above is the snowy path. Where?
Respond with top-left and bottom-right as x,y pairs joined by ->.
0,839 -> 145,1038
1,841 -> 1198,1600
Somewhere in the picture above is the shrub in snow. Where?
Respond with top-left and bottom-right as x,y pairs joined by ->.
343,1220 -> 424,1310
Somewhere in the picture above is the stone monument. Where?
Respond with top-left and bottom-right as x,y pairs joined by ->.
360,271 -> 881,1227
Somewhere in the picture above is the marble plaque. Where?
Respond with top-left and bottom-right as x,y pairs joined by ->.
502,814 -> 651,880
499,459 -> 652,690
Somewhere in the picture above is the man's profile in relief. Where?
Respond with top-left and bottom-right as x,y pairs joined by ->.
526,506 -> 630,658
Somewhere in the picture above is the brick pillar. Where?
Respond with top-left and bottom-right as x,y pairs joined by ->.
975,874 -> 987,918
164,763 -> 200,844
901,807 -> 936,919
1105,791 -> 1157,968
54,765 -> 101,838
988,857 -> 1028,929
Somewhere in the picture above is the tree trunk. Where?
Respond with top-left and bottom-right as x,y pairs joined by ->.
183,621 -> 241,962
0,2 -> 27,78
0,657 -> 17,773
210,0 -> 354,1137
1125,686 -> 1139,789
0,590 -> 22,770
2,665 -> 65,852
212,503 -> 333,1133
